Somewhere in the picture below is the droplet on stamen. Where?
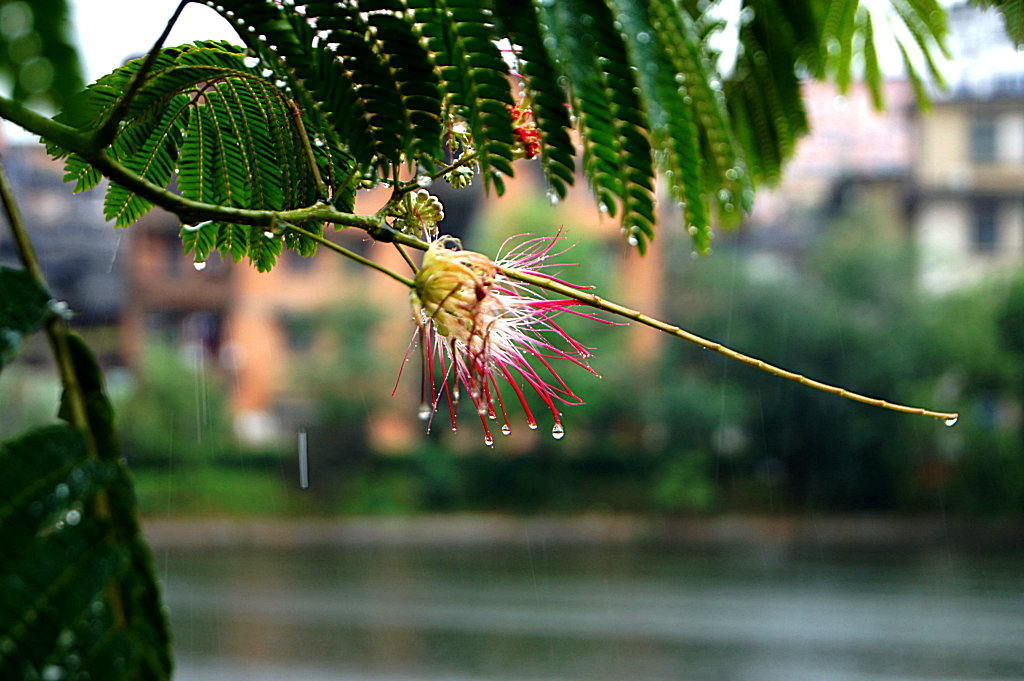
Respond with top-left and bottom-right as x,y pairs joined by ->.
483,434 -> 494,447
501,424 -> 511,436
527,420 -> 538,430
417,403 -> 432,420
551,423 -> 565,440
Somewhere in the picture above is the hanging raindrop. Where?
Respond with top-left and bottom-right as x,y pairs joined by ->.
944,416 -> 959,427
501,424 -> 511,436
193,261 -> 207,271
483,434 -> 494,447
417,403 -> 432,420
546,189 -> 560,205
243,55 -> 260,68
551,423 -> 565,440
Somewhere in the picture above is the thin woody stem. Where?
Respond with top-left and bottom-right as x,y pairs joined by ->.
501,266 -> 959,423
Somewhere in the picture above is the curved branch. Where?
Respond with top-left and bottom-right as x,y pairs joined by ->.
501,266 -> 959,424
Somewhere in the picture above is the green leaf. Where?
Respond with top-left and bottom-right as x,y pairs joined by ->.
0,267 -> 51,372
0,422 -> 171,680
53,41 -> 355,269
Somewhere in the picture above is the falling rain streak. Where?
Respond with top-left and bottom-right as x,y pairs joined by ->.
298,429 -> 309,489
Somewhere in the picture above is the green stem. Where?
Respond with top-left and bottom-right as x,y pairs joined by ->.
284,222 -> 414,288
394,242 -> 419,273
289,100 -> 329,199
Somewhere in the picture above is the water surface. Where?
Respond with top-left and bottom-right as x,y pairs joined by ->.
160,540 -> 1024,680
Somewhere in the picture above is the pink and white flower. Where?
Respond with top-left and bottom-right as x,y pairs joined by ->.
405,232 -> 599,445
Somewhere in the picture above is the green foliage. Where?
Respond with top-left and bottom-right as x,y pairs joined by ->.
0,331 -> 171,679
0,0 -> 83,109
51,41 -> 355,270
27,1 -> 955,255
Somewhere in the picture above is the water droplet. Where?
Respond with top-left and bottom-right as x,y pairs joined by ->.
527,420 -> 538,430
243,55 -> 260,68
627,234 -> 639,247
483,434 -> 494,447
725,167 -> 740,181
551,423 -> 565,440
263,230 -> 275,239
501,424 -> 511,436
313,135 -> 325,147
598,203 -> 609,213
636,31 -> 651,44
193,261 -> 207,271
944,416 -> 959,427
49,300 -> 73,320
546,189 -> 560,205
417,403 -> 432,420
416,174 -> 432,188
65,509 -> 81,526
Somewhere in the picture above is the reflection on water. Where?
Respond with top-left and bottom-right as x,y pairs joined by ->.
160,540 -> 1024,681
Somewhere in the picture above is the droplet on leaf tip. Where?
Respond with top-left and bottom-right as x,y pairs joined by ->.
193,261 -> 207,271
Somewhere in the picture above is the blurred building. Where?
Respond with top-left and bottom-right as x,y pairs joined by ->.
908,2 -> 1024,292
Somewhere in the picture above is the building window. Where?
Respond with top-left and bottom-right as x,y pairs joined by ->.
973,199 -> 998,253
969,115 -> 997,164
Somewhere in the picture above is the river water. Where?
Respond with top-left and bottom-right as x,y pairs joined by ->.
159,540 -> 1023,680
